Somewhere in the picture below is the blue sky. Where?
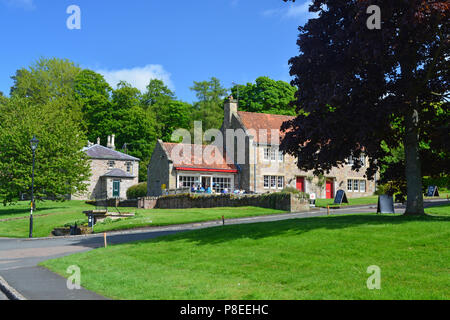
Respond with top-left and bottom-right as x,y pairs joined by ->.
0,0 -> 314,103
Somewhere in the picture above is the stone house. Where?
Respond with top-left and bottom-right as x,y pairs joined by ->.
72,135 -> 140,200
147,141 -> 237,196
147,99 -> 377,199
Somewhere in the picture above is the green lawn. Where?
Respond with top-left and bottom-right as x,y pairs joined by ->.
41,205 -> 450,300
0,200 -> 92,238
93,206 -> 286,233
0,200 -> 286,238
315,195 -> 379,208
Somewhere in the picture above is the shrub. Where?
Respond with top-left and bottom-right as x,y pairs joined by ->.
127,182 -> 148,199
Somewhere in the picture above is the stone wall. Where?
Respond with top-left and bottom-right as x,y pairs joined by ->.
138,192 -> 310,213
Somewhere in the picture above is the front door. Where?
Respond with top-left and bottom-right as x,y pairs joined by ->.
113,180 -> 120,198
296,177 -> 305,192
325,179 -> 334,199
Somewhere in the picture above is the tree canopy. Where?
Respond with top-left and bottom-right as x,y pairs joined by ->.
0,96 -> 91,204
280,0 -> 449,215
190,77 -> 228,130
231,76 -> 296,115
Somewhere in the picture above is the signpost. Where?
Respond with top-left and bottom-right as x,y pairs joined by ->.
333,190 -> 349,205
309,193 -> 316,207
426,186 -> 439,197
377,195 -> 395,214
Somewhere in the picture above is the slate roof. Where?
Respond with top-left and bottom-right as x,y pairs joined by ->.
161,142 -> 237,172
237,111 -> 295,145
102,168 -> 135,178
83,144 -> 140,161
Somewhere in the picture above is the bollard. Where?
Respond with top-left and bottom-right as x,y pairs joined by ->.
222,216 -> 225,226
327,205 -> 330,216
104,233 -> 107,248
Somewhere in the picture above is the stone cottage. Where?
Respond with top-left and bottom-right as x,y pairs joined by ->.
147,99 -> 377,198
72,135 -> 140,200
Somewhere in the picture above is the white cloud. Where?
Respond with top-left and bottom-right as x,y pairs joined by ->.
96,64 -> 174,93
285,1 -> 311,18
262,1 -> 317,19
2,0 -> 35,10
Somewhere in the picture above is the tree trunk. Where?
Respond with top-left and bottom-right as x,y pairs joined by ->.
404,103 -> 425,215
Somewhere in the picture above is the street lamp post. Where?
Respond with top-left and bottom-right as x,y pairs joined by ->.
29,136 -> 39,238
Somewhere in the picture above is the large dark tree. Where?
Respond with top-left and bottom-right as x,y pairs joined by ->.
280,0 -> 449,215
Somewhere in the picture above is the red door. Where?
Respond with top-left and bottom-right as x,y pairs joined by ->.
296,177 -> 305,192
326,179 -> 334,199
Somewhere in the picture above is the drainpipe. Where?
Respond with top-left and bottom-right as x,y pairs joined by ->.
254,142 -> 257,193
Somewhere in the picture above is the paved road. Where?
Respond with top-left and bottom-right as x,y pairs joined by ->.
0,200 -> 447,300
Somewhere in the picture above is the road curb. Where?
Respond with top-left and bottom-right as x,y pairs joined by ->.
0,275 -> 27,300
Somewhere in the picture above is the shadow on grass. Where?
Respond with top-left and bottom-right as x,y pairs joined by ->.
0,207 -> 69,218
69,213 -> 450,249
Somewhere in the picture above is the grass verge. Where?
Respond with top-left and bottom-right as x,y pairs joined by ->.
40,205 -> 450,300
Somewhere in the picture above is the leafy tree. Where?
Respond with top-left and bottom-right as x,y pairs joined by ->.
231,77 -> 296,115
0,97 -> 91,204
151,100 -> 193,142
74,69 -> 113,143
142,79 -> 193,141
10,57 -> 82,117
141,79 -> 175,108
108,82 -> 158,182
280,0 -> 449,215
190,77 -> 228,130
0,91 -> 7,106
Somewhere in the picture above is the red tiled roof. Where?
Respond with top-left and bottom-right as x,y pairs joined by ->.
161,142 -> 237,172
237,111 -> 295,144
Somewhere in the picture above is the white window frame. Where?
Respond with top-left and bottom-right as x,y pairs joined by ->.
178,175 -> 200,189
353,180 -> 359,192
108,160 -> 115,169
264,176 -> 270,189
213,177 -> 232,193
277,176 -> 284,189
270,148 -> 277,161
347,179 -> 353,192
347,156 -> 354,166
263,148 -> 271,161
270,176 -> 277,188
360,155 -> 366,166
278,150 -> 284,162
359,180 -> 366,193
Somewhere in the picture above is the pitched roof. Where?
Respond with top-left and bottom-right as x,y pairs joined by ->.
236,111 -> 295,145
161,142 -> 237,172
83,144 -> 140,161
102,168 -> 135,178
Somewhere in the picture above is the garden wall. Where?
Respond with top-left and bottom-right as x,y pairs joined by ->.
138,193 -> 310,213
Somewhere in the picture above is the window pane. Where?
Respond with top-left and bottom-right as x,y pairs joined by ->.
270,149 -> 276,161
360,180 -> 366,192
264,176 -> 269,188
264,148 -> 270,160
270,176 -> 277,188
179,176 -> 199,189
348,156 -> 354,165
213,177 -> 231,193
279,150 -> 284,161
278,176 -> 284,189
354,180 -> 359,192
347,180 -> 352,191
